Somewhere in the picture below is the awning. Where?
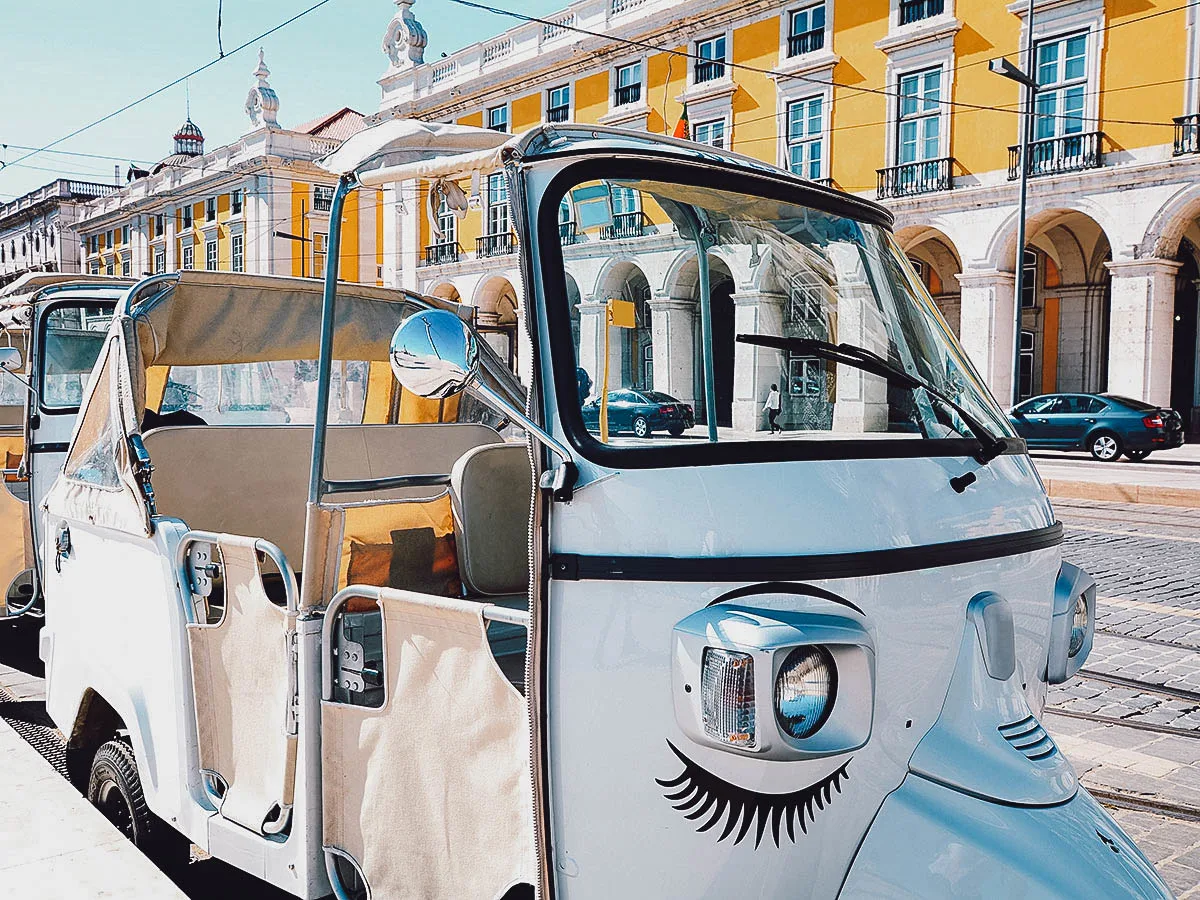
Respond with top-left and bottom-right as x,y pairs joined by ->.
318,118 -> 512,185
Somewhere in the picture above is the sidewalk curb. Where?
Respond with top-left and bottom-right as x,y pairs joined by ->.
1044,478 -> 1200,509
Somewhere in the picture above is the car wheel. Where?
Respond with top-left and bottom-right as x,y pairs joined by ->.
632,415 -> 650,439
1124,449 -> 1151,461
667,422 -> 685,437
88,740 -> 156,847
1088,431 -> 1122,462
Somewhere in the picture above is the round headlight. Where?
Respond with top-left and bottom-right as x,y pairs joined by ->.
774,646 -> 837,740
1068,593 -> 1088,657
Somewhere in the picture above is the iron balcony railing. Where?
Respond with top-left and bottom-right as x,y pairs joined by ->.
787,29 -> 824,57
614,83 -> 641,106
695,59 -> 726,84
601,212 -> 649,240
423,242 -> 461,266
547,105 -> 570,123
477,232 -> 516,257
559,222 -> 578,245
876,157 -> 954,199
1007,132 -> 1104,179
1174,114 -> 1200,156
899,0 -> 944,25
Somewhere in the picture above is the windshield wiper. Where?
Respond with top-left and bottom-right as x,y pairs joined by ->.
735,334 -> 1010,468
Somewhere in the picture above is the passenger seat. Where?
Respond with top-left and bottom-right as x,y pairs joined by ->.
448,443 -> 533,660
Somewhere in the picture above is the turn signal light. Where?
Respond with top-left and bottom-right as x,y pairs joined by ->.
701,648 -> 756,748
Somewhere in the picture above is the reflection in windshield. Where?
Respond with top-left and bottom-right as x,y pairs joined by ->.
555,177 -> 1010,449
41,305 -> 112,410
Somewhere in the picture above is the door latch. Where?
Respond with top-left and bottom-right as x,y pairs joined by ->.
186,542 -> 220,598
54,524 -> 70,573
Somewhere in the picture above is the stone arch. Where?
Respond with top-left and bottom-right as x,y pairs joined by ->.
1140,183 -> 1200,261
472,275 -> 520,369
428,281 -> 461,302
896,224 -> 964,335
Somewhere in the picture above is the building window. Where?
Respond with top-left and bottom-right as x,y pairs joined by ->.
154,249 -> 165,274
205,240 -> 218,271
121,257 -> 130,277
105,262 -> 114,276
614,62 -> 642,106
231,234 -> 244,273
897,67 -> 942,165
313,232 -> 327,276
788,356 -> 824,397
89,235 -> 98,254
547,85 -> 570,123
788,4 -> 825,57
437,195 -> 457,246
487,105 -> 509,132
155,214 -> 165,237
313,185 -> 334,212
89,262 -> 100,275
183,205 -> 193,229
205,198 -> 217,222
1034,32 -> 1087,143
487,173 -> 510,235
121,225 -> 130,245
48,229 -> 54,249
182,244 -> 194,270
1018,329 -> 1035,399
695,35 -> 727,83
693,119 -> 726,149
787,96 -> 824,179
231,189 -> 242,215
899,0 -> 944,26
1020,249 -> 1038,308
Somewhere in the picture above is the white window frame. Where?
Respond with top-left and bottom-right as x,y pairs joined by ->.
690,31 -> 731,88
313,184 -> 335,213
205,239 -> 218,271
437,194 -> 458,246
231,232 -> 245,273
1187,2 -> 1200,116
1031,31 -> 1089,142
611,59 -> 647,110
153,248 -> 166,275
785,94 -> 826,180
692,117 -> 727,149
486,173 -> 510,236
230,189 -> 243,217
486,103 -> 510,133
882,35 -> 955,170
895,65 -> 945,166
312,232 -> 328,277
181,244 -> 194,270
786,3 -> 830,59
886,0 -> 956,33
775,65 -> 835,178
545,83 -> 573,123
205,197 -> 217,223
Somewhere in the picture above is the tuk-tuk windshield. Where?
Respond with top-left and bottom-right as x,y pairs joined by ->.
549,172 -> 1012,455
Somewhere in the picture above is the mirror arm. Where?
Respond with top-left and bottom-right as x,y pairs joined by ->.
473,382 -> 577,500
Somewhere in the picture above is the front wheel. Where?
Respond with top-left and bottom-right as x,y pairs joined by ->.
1089,432 -> 1122,462
1124,449 -> 1151,461
632,415 -> 650,438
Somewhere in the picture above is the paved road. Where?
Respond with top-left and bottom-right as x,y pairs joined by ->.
2,496 -> 1200,896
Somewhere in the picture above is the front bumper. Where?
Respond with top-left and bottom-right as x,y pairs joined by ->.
840,775 -> 1171,898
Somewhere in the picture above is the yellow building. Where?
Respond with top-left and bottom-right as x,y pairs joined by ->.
376,0 -> 1200,435
78,53 -> 385,288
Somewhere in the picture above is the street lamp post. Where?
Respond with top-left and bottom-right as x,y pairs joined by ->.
990,0 -> 1037,407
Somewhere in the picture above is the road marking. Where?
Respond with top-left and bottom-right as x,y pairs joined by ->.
1101,594 -> 1200,621
1066,523 -> 1200,544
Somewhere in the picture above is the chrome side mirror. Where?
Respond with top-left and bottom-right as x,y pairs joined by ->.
389,308 -> 480,399
0,347 -> 22,373
389,309 -> 578,500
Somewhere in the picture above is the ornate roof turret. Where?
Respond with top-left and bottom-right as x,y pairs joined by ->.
173,118 -> 205,157
382,0 -> 427,68
245,48 -> 281,131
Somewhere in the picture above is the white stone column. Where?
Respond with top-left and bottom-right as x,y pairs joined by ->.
164,208 -> 178,272
730,290 -> 786,433
956,268 -> 1017,407
828,244 -> 887,433
647,295 -> 697,407
1105,258 -> 1180,406
576,298 -> 608,401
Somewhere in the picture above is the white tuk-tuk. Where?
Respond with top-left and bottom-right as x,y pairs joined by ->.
39,122 -> 1170,899
0,273 -> 128,620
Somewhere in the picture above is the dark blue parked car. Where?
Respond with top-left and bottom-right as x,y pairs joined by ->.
581,389 -> 694,438
1009,393 -> 1184,461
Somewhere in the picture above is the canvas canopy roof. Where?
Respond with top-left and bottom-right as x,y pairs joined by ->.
318,118 -> 511,186
125,270 -> 461,368
0,274 -> 132,328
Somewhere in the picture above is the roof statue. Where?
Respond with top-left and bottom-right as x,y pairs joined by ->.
382,0 -> 427,68
245,48 -> 281,131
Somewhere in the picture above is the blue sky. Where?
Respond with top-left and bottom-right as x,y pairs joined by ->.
0,0 -> 562,200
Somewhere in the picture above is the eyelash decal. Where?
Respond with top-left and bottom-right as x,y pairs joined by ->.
655,740 -> 850,849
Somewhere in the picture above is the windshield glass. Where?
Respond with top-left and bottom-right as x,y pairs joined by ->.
547,171 -> 1011,456
40,304 -> 114,411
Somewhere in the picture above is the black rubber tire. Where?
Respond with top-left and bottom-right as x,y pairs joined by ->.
1088,431 -> 1122,462
1124,449 -> 1151,461
87,740 -> 160,849
667,422 -> 685,437
632,415 -> 650,438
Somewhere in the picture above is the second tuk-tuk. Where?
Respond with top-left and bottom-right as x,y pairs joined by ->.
39,121 -> 1171,899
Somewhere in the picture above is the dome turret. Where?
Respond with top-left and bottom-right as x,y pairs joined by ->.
173,118 -> 204,157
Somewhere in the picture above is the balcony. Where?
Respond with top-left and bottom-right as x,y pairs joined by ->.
876,158 -> 954,199
1174,114 -> 1200,156
787,29 -> 824,57
423,242 -> 461,266
547,105 -> 570,123
614,83 -> 641,107
694,59 -> 726,84
899,0 -> 944,25
477,232 -> 516,258
559,222 -> 578,245
601,212 -> 649,240
1007,132 -> 1104,180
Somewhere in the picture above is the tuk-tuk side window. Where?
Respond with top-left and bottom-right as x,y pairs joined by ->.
40,304 -> 113,413
158,360 -> 370,426
546,170 -> 1012,458
63,349 -> 121,489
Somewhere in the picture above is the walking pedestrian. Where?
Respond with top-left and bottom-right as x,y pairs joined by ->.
763,383 -> 782,434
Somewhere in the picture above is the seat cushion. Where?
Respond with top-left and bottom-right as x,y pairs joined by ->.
449,443 -> 533,597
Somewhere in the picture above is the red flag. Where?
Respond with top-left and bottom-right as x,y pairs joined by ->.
673,103 -> 689,140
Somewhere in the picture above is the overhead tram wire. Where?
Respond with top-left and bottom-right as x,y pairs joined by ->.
1,0 -> 340,173
442,0 -> 1184,129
